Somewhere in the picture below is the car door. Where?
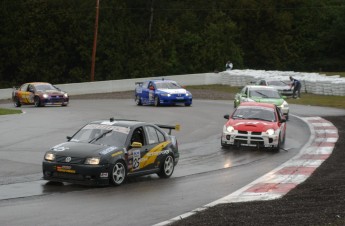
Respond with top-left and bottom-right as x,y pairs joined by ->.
275,106 -> 286,141
127,126 -> 159,173
18,83 -> 33,104
142,125 -> 170,170
140,81 -> 151,105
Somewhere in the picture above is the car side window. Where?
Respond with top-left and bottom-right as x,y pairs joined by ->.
20,84 -> 28,92
130,127 -> 146,145
144,126 -> 162,144
142,81 -> 149,89
148,82 -> 155,90
156,129 -> 165,143
243,87 -> 248,96
276,106 -> 283,121
27,85 -> 34,92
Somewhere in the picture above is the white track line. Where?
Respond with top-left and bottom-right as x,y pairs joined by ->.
153,115 -> 338,226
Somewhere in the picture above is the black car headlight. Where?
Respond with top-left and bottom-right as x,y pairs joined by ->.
85,157 -> 100,165
44,152 -> 55,161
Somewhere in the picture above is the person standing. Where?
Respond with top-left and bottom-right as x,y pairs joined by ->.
225,61 -> 233,70
289,76 -> 302,99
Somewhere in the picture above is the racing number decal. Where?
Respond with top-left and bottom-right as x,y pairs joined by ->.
149,90 -> 154,101
132,149 -> 140,170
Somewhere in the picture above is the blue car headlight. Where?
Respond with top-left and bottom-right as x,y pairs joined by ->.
160,93 -> 171,97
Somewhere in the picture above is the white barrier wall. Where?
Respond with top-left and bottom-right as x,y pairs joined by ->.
1,70 -> 344,100
0,73 -> 221,100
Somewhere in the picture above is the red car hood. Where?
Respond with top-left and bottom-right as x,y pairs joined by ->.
226,119 -> 277,132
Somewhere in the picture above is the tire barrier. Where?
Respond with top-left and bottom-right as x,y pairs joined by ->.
221,69 -> 345,96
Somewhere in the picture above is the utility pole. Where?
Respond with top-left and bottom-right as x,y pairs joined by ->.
90,0 -> 100,81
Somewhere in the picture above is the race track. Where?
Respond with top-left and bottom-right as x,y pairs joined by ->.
0,99 -> 344,226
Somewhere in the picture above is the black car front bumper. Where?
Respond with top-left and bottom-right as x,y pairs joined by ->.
42,161 -> 111,186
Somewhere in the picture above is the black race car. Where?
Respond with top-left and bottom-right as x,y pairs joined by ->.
42,118 -> 180,186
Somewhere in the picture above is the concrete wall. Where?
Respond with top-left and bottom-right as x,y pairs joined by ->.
0,72 -> 221,100
2,70 -> 344,100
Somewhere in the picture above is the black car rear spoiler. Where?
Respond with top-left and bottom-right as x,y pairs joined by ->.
156,124 -> 180,135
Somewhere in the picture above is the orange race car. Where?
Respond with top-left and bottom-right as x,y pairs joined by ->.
12,82 -> 69,107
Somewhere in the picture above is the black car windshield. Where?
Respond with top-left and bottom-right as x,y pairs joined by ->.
155,81 -> 181,89
34,83 -> 58,91
249,89 -> 281,98
232,106 -> 276,122
70,124 -> 130,147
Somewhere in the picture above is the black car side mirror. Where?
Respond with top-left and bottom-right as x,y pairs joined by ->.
66,136 -> 72,141
224,114 -> 230,120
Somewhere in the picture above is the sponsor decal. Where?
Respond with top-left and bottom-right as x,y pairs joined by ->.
100,146 -> 116,155
83,124 -> 130,134
100,172 -> 108,178
111,150 -> 123,157
146,149 -> 169,157
132,149 -> 141,170
51,144 -> 69,152
56,166 -> 75,174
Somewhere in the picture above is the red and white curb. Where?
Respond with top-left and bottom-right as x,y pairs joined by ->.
153,116 -> 338,226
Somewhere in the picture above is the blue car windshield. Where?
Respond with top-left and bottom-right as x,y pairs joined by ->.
155,81 -> 181,89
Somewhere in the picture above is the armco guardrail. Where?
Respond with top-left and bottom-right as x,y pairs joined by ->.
1,70 -> 344,100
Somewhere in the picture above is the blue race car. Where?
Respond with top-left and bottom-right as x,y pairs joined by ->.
135,79 -> 192,106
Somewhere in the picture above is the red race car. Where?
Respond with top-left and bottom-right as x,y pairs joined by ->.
221,102 -> 287,152
12,82 -> 69,107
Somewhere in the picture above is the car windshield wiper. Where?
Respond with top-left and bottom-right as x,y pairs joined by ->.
232,115 -> 244,119
89,130 -> 112,143
253,91 -> 270,98
246,117 -> 273,122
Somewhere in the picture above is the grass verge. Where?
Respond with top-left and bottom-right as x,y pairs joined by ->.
0,108 -> 22,115
187,85 -> 345,109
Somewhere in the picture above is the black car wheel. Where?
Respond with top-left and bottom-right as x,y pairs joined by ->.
135,95 -> 142,105
34,96 -> 41,107
154,96 -> 160,107
13,97 -> 21,107
157,155 -> 174,178
110,161 -> 127,186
